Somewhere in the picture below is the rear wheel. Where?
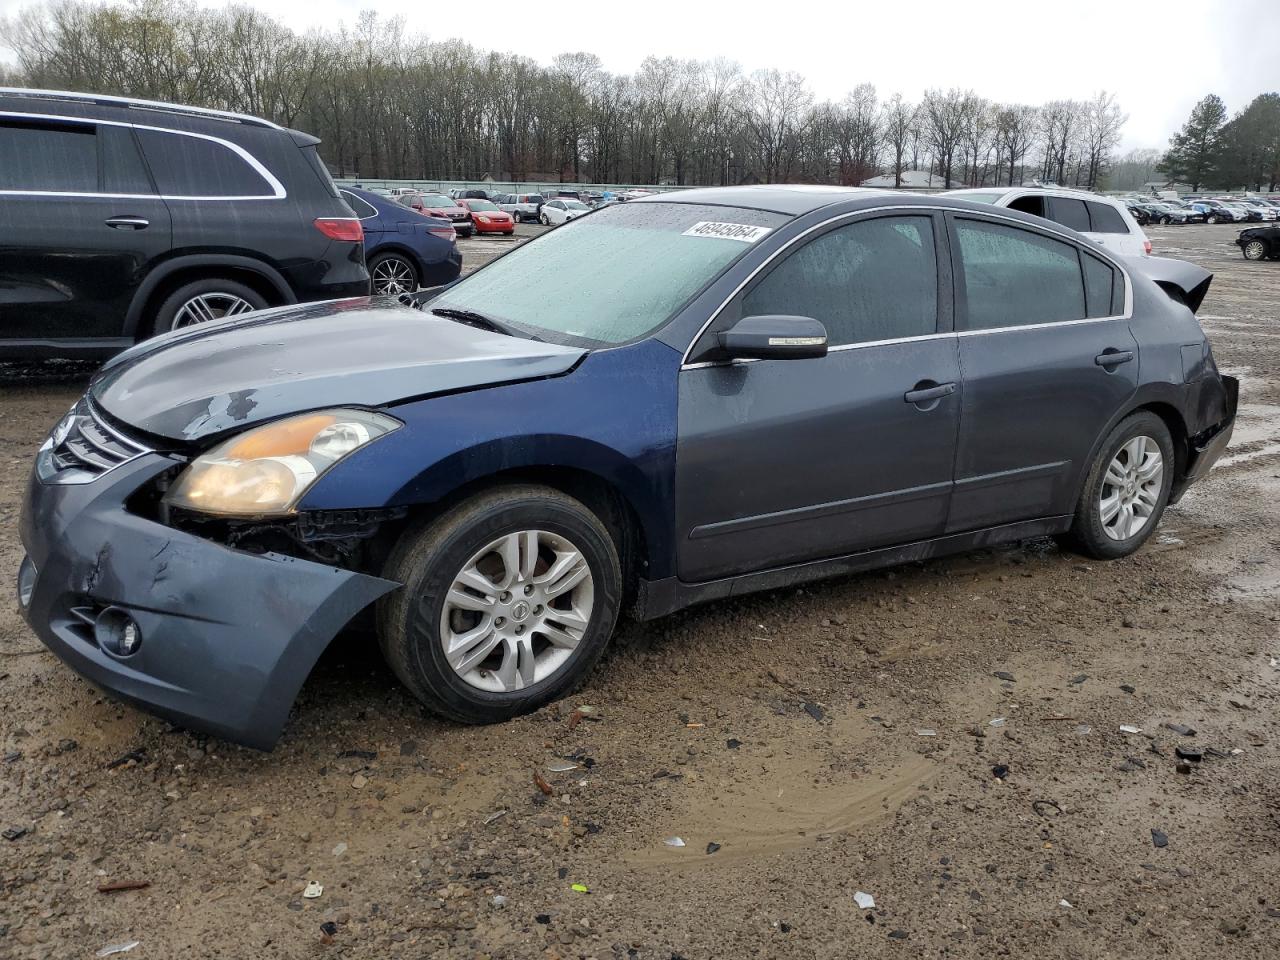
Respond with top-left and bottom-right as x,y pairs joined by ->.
154,278 -> 267,334
369,252 -> 419,295
1061,411 -> 1174,560
1207,214 -> 1219,224
1242,239 -> 1269,261
378,485 -> 622,724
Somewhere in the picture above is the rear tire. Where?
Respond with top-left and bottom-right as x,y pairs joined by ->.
368,252 -> 420,295
1207,215 -> 1218,224
153,278 -> 267,335
378,485 -> 622,724
1060,411 -> 1174,561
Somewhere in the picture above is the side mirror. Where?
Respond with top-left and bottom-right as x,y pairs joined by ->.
718,315 -> 828,360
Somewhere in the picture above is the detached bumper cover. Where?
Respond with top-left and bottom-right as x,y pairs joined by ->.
18,455 -> 398,750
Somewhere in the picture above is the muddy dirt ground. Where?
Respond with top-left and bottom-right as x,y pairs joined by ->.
1,223 -> 1278,959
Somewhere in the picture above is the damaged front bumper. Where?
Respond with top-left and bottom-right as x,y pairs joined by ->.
18,455 -> 398,750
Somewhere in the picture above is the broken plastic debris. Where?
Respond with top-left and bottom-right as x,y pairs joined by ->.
483,809 -> 509,825
1151,828 -> 1169,848
706,841 -> 722,855
663,837 -> 686,847
854,891 -> 875,909
571,882 -> 589,893
1119,724 -> 1142,734
1164,723 -> 1196,736
992,764 -> 1009,780
1075,724 -> 1091,736
993,671 -> 1016,682
96,943 -> 140,958
332,842 -> 347,857
546,761 -> 580,773
988,718 -> 1007,728
303,880 -> 323,899
1059,899 -> 1073,908
915,729 -> 937,737
491,895 -> 509,908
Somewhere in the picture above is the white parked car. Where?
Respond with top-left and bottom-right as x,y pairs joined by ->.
946,187 -> 1151,257
540,198 -> 590,226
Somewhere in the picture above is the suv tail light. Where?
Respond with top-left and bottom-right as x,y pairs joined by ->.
428,226 -> 456,241
313,218 -> 363,242
1143,239 -> 1152,255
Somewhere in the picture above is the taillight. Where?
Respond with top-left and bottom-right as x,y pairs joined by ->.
428,227 -> 456,241
1143,239 -> 1153,255
313,218 -> 363,242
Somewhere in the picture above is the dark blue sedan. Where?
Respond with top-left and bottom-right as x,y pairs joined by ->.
340,186 -> 462,294
18,187 -> 1237,749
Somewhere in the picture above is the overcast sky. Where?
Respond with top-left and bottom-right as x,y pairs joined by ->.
2,0 -> 1278,150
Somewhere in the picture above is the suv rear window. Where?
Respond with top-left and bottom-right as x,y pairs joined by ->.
136,129 -> 278,198
0,119 -> 97,192
1087,201 -> 1129,234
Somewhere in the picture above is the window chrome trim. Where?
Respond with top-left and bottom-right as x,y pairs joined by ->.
678,203 -> 1134,369
0,110 -> 286,200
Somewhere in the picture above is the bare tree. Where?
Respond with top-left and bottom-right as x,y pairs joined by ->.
880,94 -> 917,188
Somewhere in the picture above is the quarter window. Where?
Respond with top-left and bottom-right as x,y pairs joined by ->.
0,120 -> 98,192
742,215 -> 938,346
954,218 -> 1085,330
135,129 -> 277,198
339,190 -> 379,219
1087,201 -> 1129,234
1082,252 -> 1120,318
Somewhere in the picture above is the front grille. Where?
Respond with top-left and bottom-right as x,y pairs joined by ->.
44,399 -> 152,482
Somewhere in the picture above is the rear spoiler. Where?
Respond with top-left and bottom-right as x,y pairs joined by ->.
1128,255 -> 1213,313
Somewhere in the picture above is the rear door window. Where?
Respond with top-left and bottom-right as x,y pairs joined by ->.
1047,196 -> 1091,233
742,215 -> 939,347
136,129 -> 279,198
0,119 -> 98,192
954,218 -> 1086,330
1087,201 -> 1129,234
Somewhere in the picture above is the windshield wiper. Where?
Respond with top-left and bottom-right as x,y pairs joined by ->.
430,307 -> 541,341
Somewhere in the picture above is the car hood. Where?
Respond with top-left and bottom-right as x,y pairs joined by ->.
90,297 -> 586,443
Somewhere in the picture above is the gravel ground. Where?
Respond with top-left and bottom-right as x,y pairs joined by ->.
0,223 -> 1277,959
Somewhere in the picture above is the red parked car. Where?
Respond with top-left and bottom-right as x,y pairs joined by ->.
457,198 -> 515,236
398,192 -> 474,238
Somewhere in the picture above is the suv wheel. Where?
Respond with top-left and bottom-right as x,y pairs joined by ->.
378,485 -> 622,724
369,252 -> 419,295
1242,239 -> 1268,261
155,278 -> 267,333
1061,411 -> 1174,561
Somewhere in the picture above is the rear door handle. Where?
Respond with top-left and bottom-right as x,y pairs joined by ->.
1095,349 -> 1134,367
903,381 -> 957,405
104,217 -> 149,230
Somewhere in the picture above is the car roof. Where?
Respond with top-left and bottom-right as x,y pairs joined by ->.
0,86 -> 282,131
948,186 -> 1127,206
633,185 -> 895,215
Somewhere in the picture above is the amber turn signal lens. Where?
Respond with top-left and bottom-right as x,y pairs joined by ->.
225,414 -> 337,459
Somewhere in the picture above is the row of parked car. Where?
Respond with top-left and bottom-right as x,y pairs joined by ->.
1123,196 -> 1280,226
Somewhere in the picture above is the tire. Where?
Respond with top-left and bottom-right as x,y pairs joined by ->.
153,277 -> 267,335
1060,411 -> 1174,561
368,252 -> 419,295
503,230 -> 515,236
1207,215 -> 1218,224
378,485 -> 623,724
1160,216 -> 1171,225
539,212 -> 549,226
1242,239 -> 1269,261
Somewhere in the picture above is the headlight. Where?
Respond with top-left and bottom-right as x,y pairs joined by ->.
164,409 -> 400,517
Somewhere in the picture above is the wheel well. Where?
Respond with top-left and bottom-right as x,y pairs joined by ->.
367,245 -> 421,271
1136,402 -> 1189,477
137,266 -> 285,339
399,467 -> 651,610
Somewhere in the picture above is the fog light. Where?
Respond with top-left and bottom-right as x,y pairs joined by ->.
95,608 -> 142,657
17,555 -> 37,609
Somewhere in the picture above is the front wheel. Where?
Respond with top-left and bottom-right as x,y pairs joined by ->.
1060,411 -> 1174,560
378,485 -> 622,724
1242,239 -> 1269,261
539,212 -> 549,226
1160,215 -> 1171,225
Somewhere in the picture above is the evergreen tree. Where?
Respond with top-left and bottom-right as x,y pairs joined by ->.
1157,94 -> 1227,190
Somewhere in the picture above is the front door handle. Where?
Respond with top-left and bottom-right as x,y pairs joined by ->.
1095,349 -> 1134,367
903,381 -> 957,405
105,217 -> 149,230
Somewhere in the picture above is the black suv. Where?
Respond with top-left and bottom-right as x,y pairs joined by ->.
0,89 -> 370,358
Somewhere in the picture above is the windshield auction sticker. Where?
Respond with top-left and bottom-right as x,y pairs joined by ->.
682,221 -> 773,243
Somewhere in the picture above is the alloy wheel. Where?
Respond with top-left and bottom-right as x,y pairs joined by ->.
372,256 -> 416,295
1243,240 -> 1267,261
173,292 -> 255,328
1099,435 -> 1163,541
440,530 -> 594,693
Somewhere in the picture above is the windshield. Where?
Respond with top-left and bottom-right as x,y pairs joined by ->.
564,200 -> 589,210
421,194 -> 456,207
951,191 -> 1005,204
468,199 -> 498,211
431,201 -> 786,345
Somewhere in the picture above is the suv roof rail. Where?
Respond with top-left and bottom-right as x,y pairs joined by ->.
0,87 -> 282,130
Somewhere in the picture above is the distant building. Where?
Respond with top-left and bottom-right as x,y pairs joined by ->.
860,169 -> 955,190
